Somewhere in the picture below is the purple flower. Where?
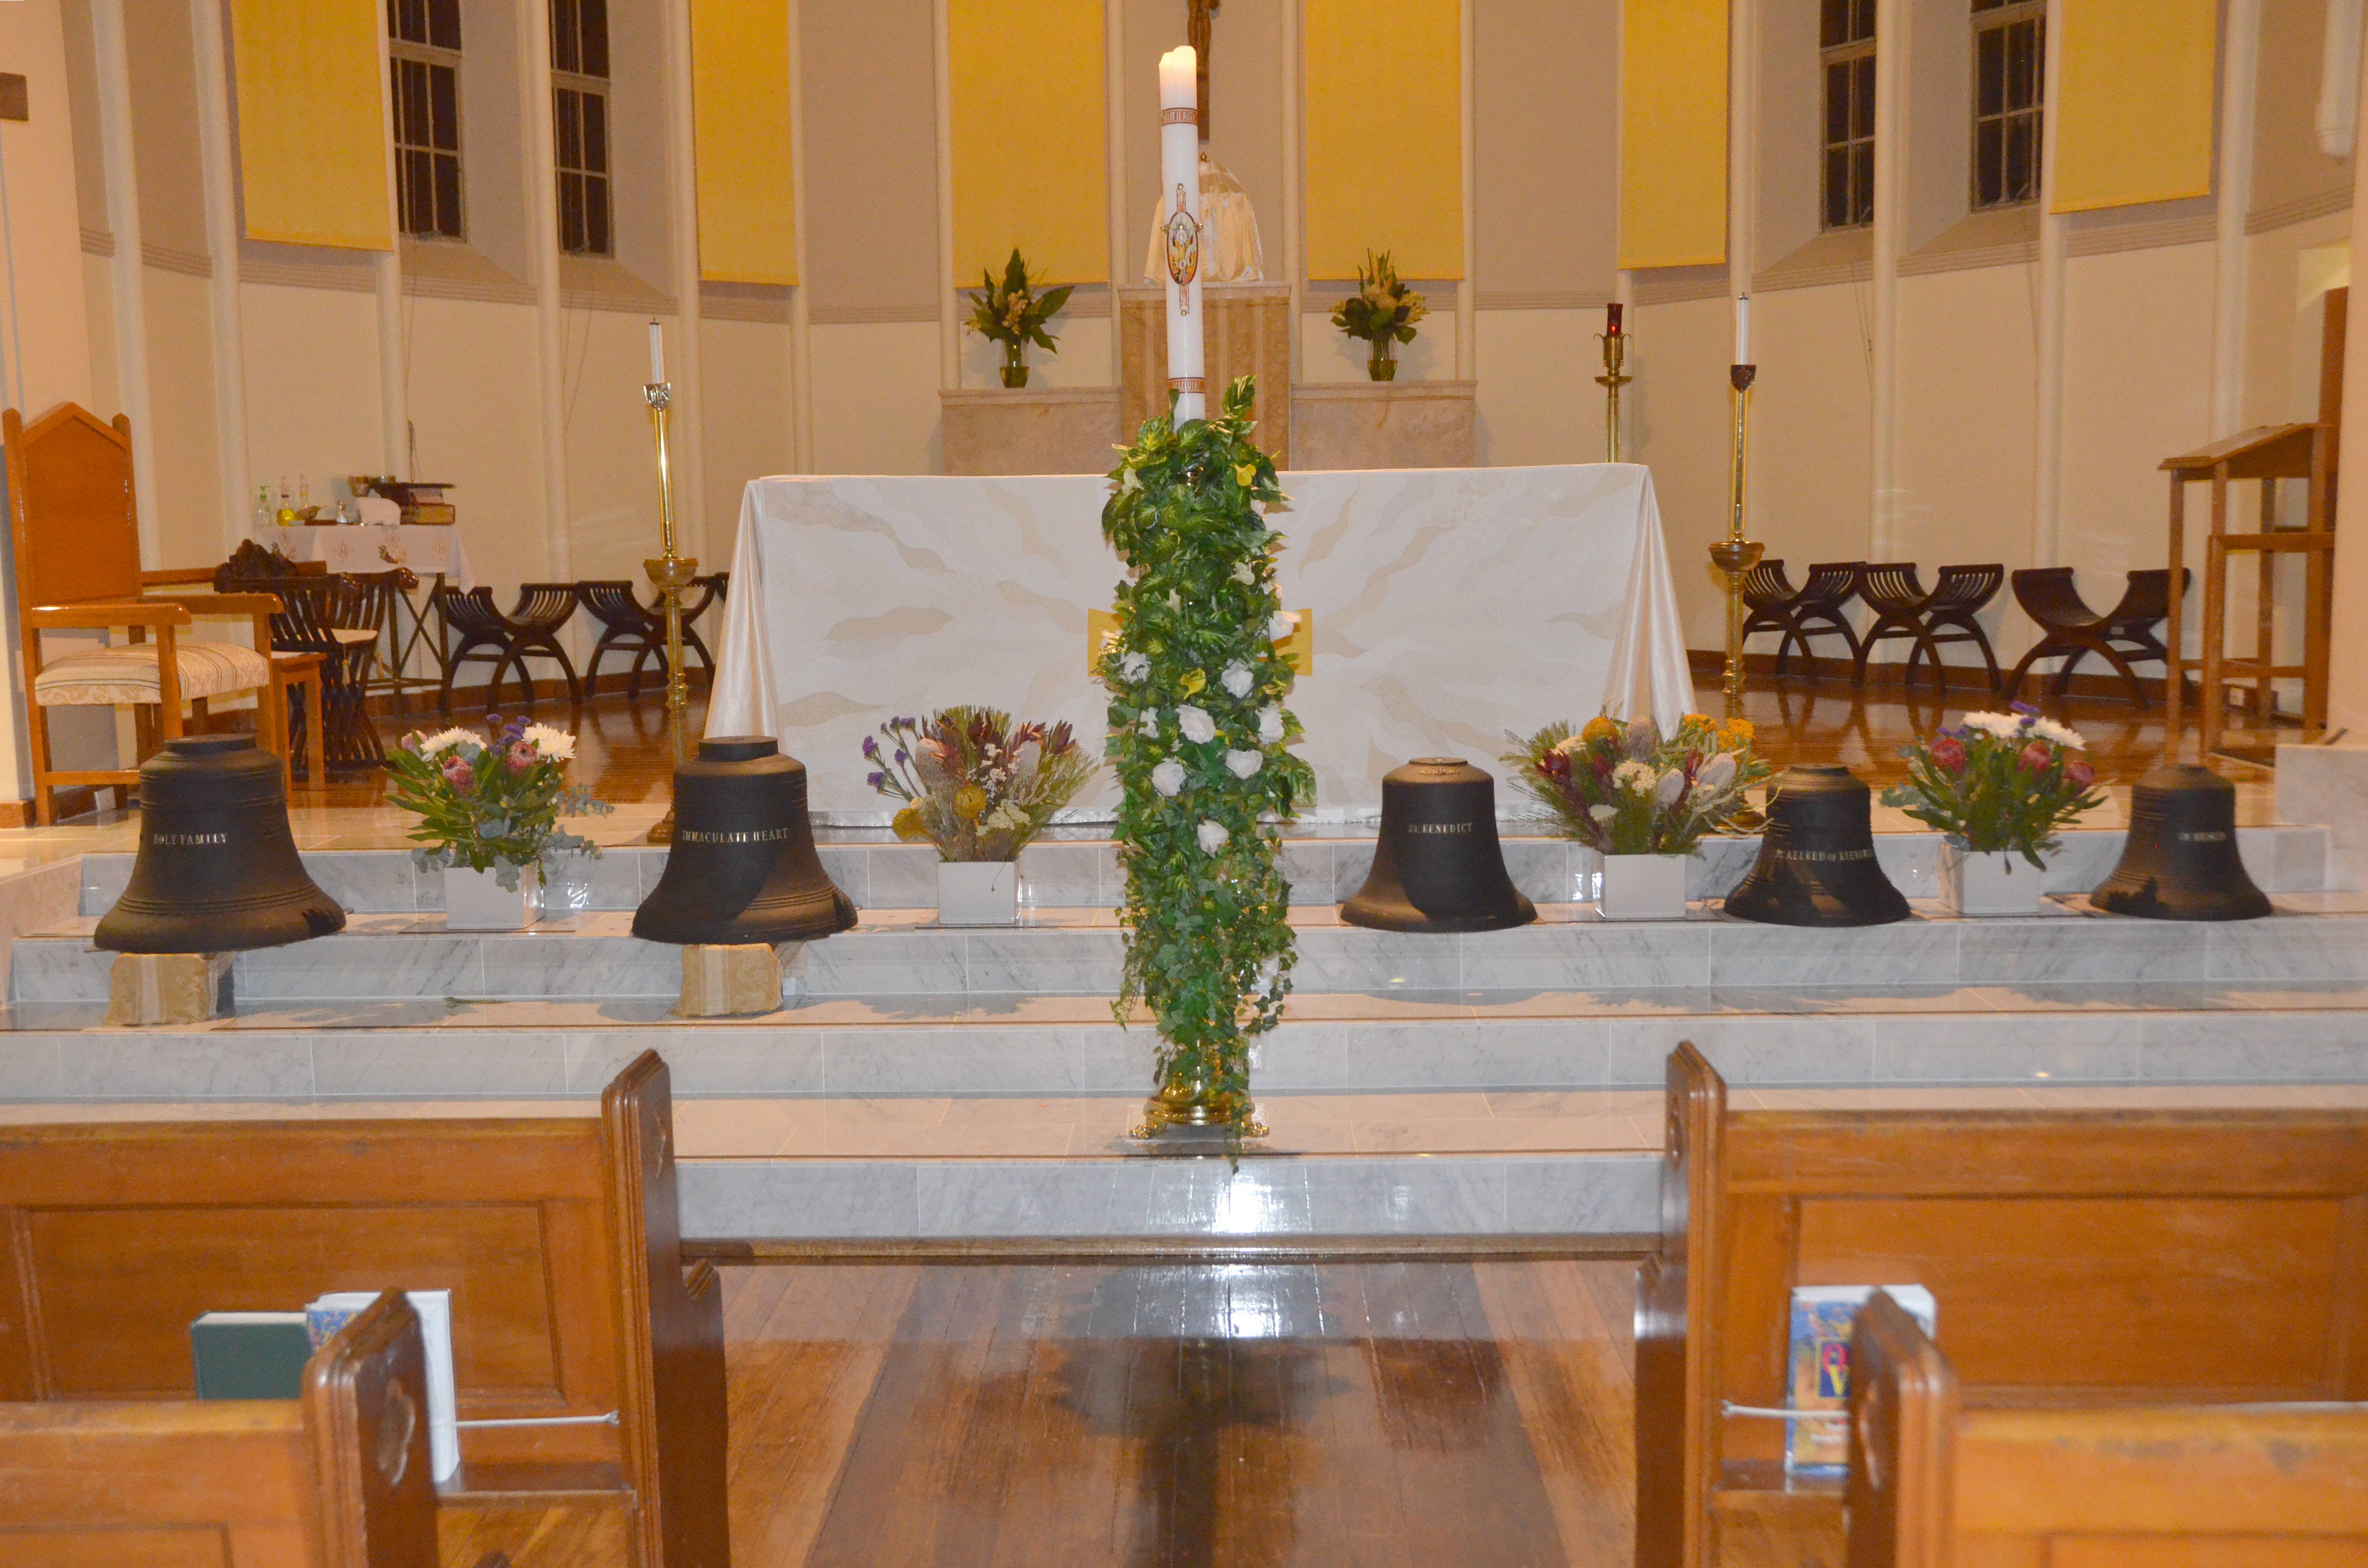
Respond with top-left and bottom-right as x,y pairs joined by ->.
893,749 -> 908,765
865,770 -> 886,789
2010,700 -> 2039,719
862,735 -> 881,760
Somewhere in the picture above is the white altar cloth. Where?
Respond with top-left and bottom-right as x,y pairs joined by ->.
256,524 -> 474,588
706,464 -> 1691,816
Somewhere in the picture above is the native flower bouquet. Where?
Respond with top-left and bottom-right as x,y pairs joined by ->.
965,248 -> 1074,388
863,708 -> 1097,862
1330,249 -> 1428,380
1504,713 -> 1771,856
1101,375 -> 1312,1142
388,715 -> 611,888
1879,705 -> 2101,867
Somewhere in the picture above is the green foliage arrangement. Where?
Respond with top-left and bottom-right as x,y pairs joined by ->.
1504,713 -> 1771,856
1329,249 -> 1428,375
1879,705 -> 2102,866
964,248 -> 1074,385
388,715 -> 611,889
862,707 -> 1098,862
1098,376 -> 1312,1138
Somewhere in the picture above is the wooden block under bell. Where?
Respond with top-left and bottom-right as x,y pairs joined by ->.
106,953 -> 234,1026
677,944 -> 783,1018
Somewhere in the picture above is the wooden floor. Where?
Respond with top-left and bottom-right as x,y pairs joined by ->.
714,1260 -> 1640,1568
321,669 -> 2256,812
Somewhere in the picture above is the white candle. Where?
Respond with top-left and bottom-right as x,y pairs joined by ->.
648,319 -> 664,385
1733,294 -> 1751,367
1158,45 -> 1204,422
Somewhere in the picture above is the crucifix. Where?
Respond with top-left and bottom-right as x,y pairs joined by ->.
1189,0 -> 1218,137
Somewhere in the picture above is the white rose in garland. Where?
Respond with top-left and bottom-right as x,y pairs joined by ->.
1096,376 -> 1312,1144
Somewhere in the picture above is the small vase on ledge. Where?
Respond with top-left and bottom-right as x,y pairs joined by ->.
1001,346 -> 1029,389
1366,347 -> 1398,382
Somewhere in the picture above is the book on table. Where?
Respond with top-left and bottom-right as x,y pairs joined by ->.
1786,1284 -> 1937,1474
308,1289 -> 460,1483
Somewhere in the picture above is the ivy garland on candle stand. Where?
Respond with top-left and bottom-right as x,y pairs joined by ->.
1098,376 -> 1313,1142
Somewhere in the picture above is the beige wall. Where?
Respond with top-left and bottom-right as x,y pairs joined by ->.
10,0 -> 2361,793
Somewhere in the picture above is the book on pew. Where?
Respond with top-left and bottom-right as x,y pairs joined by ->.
190,1311 -> 313,1400
1786,1285 -> 1936,1474
309,1290 -> 460,1484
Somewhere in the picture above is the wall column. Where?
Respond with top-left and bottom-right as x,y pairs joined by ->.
519,0 -> 571,576
2028,0 -> 2069,570
660,0 -> 706,560
932,0 -> 957,390
371,7 -> 408,478
1455,0 -> 1475,380
86,0 -> 157,563
1868,0 -> 1905,558
190,0 -> 251,552
2210,0 -> 2260,437
2323,15 -> 2368,730
787,0 -> 813,471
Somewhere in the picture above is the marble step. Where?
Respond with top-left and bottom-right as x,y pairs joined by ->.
5,975 -> 2368,1102
17,893 -> 2368,1009
68,823 -> 2336,918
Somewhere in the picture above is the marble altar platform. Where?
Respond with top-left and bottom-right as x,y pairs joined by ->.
705,463 -> 1693,815
2,785 -> 2366,1242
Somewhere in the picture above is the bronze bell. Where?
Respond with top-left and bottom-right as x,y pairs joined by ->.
94,735 -> 346,953
1341,758 -> 1537,933
2090,764 -> 2270,920
633,736 -> 857,944
1723,764 -> 1910,926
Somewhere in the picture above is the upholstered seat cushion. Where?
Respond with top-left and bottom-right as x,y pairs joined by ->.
34,641 -> 273,707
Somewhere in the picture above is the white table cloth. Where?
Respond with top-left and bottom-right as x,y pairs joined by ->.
707,464 -> 1692,816
257,524 -> 474,589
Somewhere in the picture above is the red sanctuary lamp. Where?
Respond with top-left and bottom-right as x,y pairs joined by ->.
1595,302 -> 1630,462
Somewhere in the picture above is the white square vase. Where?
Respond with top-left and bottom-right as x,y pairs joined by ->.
937,860 -> 1019,926
443,864 -> 540,930
1939,844 -> 2044,917
1600,853 -> 1690,920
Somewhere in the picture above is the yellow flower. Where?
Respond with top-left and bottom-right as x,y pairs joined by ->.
891,806 -> 927,841
953,785 -> 988,820
1720,719 -> 1755,749
1682,712 -> 1711,727
1179,669 -> 1206,696
1580,716 -> 1622,745
1234,462 -> 1256,487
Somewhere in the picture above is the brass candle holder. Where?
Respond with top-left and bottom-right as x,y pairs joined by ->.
642,380 -> 697,844
1708,363 -> 1762,718
1595,330 -> 1631,463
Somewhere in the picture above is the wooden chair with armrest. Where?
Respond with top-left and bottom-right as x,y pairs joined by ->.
1845,1290 -> 2368,1568
149,561 -> 326,789
3,404 -> 295,821
0,1289 -> 438,1568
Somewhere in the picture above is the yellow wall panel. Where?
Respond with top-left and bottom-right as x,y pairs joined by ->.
2052,0 -> 2217,213
229,0 -> 390,249
1303,0 -> 1464,280
948,0 -> 1108,286
1618,0 -> 1727,271
693,0 -> 797,284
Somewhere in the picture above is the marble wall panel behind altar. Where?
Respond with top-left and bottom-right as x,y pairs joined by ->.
707,464 -> 1689,815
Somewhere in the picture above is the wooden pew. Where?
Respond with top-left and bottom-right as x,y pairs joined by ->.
0,1051 -> 726,1568
0,1289 -> 437,1568
1636,1041 -> 2368,1568
1847,1290 -> 2368,1568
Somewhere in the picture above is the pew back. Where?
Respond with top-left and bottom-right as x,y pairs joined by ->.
0,1052 -> 725,1568
1848,1290 -> 2368,1568
1639,1043 -> 2368,1568
0,1290 -> 436,1568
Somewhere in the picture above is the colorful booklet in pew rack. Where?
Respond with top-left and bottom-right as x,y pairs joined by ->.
1786,1284 -> 1938,1474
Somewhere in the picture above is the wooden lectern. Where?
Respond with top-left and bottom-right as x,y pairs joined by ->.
2160,423 -> 2333,758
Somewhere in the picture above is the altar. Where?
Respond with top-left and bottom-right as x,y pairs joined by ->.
705,463 -> 1689,817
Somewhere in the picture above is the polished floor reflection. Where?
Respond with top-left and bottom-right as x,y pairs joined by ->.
721,1260 -> 1637,1568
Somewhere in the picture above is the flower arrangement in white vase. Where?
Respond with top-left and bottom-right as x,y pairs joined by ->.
864,708 -> 1097,926
1880,705 -> 2102,916
387,715 -> 611,930
1504,713 -> 1771,920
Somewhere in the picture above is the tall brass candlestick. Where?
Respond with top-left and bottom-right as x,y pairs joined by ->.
1707,363 -> 1762,718
643,380 -> 698,844
1594,330 -> 1631,463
